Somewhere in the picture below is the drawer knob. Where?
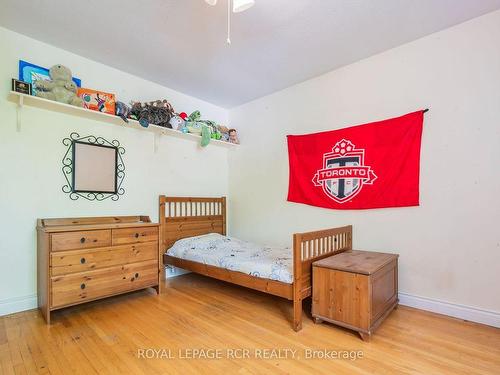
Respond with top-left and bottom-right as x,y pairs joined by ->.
80,283 -> 86,290
135,273 -> 139,278
134,233 -> 139,238
80,237 -> 86,243
80,257 -> 86,264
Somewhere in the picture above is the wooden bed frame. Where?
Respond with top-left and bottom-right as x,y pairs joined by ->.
159,195 -> 352,331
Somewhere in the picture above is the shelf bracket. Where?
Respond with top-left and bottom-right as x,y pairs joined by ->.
153,132 -> 160,153
16,95 -> 24,132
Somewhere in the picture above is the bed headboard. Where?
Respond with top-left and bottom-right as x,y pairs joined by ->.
159,196 -> 226,252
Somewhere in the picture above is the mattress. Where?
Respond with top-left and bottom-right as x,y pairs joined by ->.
166,233 -> 293,284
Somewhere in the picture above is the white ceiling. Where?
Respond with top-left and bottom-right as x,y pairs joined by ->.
2,0 -> 500,108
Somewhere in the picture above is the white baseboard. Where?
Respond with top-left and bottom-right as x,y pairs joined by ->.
398,292 -> 500,328
0,294 -> 37,317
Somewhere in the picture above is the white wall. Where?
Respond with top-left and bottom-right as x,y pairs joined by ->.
0,27 -> 229,315
228,10 -> 500,316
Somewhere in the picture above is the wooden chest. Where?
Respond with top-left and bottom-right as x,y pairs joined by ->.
37,216 -> 161,323
312,250 -> 398,341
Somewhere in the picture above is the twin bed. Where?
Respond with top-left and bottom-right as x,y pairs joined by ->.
159,195 -> 352,331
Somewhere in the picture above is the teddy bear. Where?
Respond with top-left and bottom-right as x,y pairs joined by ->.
34,65 -> 83,107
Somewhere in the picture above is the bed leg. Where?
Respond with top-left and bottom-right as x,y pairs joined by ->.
293,297 -> 303,332
292,233 -> 303,332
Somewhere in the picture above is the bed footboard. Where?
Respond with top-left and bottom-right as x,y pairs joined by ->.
292,225 -> 352,331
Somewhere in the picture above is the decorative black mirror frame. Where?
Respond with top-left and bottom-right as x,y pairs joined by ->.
62,132 -> 126,201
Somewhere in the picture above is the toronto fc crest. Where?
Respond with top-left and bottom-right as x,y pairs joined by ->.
312,139 -> 377,203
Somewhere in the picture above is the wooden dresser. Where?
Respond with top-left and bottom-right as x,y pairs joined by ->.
37,216 -> 160,323
312,250 -> 398,341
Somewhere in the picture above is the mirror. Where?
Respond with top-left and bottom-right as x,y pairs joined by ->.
72,141 -> 118,194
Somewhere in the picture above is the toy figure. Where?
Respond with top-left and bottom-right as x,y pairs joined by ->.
228,129 -> 239,144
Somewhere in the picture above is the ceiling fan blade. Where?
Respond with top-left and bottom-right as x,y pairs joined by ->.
233,0 -> 254,13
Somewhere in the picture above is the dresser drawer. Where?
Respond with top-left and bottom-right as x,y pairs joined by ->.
112,226 -> 158,245
50,242 -> 158,276
50,260 -> 158,308
51,230 -> 111,252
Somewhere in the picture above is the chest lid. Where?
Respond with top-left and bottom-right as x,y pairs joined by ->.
313,250 -> 398,275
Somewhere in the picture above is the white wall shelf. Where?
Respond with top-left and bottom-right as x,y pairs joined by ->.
8,91 -> 237,150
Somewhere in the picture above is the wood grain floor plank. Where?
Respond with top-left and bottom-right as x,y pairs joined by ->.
12,364 -> 28,375
0,318 -> 7,346
0,342 -> 16,375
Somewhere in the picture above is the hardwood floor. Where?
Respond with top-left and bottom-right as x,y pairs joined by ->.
1,273 -> 499,374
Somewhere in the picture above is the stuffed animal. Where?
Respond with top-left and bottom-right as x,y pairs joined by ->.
150,99 -> 174,112
202,127 -> 213,146
185,111 -> 203,134
115,101 -> 131,122
211,131 -> 222,140
169,114 -> 185,130
130,99 -> 175,128
178,112 -> 189,132
185,111 -> 212,147
228,128 -> 240,144
218,125 -> 230,141
187,121 -> 203,135
201,120 -> 222,140
130,102 -> 142,122
34,65 -> 83,107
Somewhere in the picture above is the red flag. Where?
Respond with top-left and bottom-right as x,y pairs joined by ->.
287,110 -> 424,210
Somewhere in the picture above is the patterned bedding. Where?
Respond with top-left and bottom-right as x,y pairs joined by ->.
166,233 -> 293,284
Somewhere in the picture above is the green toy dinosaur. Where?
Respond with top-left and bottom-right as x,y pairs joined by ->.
185,111 -> 222,147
